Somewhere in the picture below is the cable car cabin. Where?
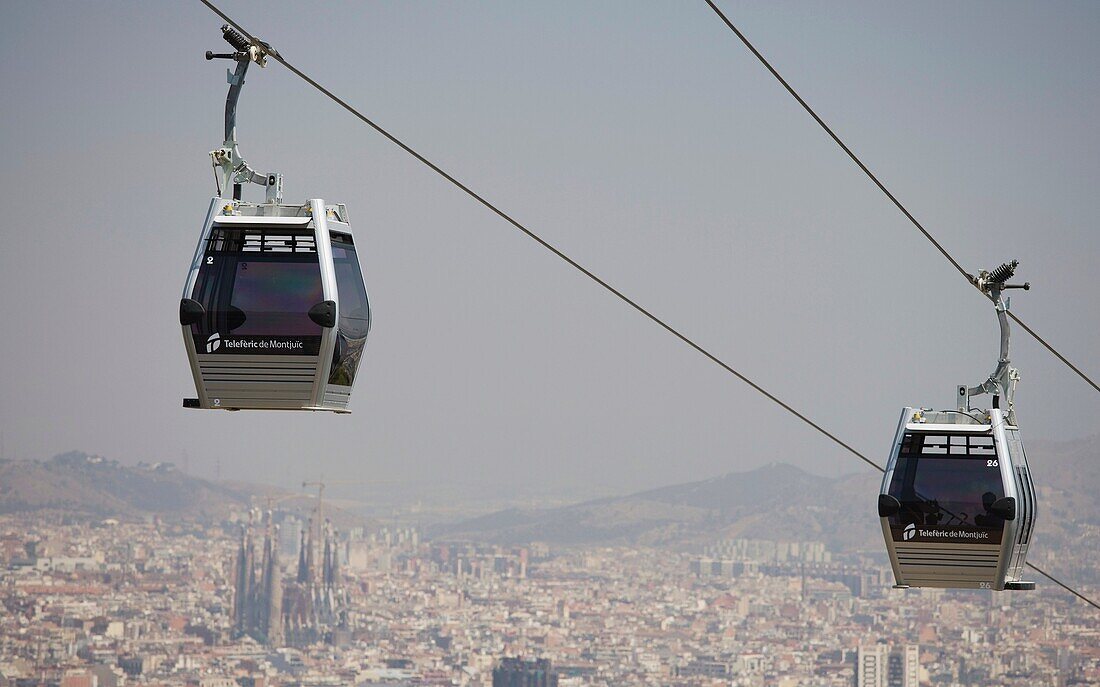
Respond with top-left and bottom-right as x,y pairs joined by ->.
877,408 -> 1036,591
180,197 -> 371,412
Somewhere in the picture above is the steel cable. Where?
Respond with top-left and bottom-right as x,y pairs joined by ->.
195,0 -> 1100,612
702,0 -> 1099,395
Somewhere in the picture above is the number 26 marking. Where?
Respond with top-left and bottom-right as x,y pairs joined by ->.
987,459 -> 999,467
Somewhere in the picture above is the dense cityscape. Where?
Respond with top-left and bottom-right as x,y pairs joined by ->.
1,503 -> 1097,687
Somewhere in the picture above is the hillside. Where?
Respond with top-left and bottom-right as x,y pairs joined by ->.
435,463 -> 882,550
0,452 -> 255,520
0,452 -> 364,529
437,435 -> 1100,552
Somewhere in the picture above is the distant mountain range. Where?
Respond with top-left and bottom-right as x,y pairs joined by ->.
4,436 -> 1097,553
435,435 -> 1100,552
433,463 -> 882,550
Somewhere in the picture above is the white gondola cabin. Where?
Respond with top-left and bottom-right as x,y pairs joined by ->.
877,407 -> 1036,590
181,199 -> 370,412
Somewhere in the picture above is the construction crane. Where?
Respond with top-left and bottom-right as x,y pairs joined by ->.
254,491 -> 306,513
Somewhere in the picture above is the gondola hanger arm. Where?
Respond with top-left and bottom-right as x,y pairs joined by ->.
959,260 -> 1031,423
206,25 -> 282,203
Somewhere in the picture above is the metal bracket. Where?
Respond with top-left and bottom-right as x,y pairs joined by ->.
263,173 -> 283,204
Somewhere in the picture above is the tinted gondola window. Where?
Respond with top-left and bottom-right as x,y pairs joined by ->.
328,233 -> 370,386
226,261 -> 324,334
190,227 -> 324,354
887,433 -> 1005,541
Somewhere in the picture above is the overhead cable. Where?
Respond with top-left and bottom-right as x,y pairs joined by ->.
195,0 -> 1099,611
702,0 -> 1099,395
195,0 -> 879,471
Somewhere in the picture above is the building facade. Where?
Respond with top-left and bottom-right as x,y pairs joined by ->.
858,643 -> 920,687
492,658 -> 559,687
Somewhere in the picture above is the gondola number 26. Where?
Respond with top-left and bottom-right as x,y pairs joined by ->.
986,460 -> 999,467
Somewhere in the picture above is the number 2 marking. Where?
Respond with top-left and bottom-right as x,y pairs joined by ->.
206,256 -> 214,265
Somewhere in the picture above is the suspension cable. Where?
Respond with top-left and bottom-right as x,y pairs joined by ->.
195,0 -> 1099,612
702,0 -> 1099,395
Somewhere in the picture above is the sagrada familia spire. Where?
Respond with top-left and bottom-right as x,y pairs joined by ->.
232,509 -> 283,646
234,508 -> 346,647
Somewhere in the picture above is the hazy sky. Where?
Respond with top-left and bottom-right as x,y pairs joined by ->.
1,1 -> 1097,497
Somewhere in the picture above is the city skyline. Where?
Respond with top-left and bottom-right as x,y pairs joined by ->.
2,509 -> 1096,685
